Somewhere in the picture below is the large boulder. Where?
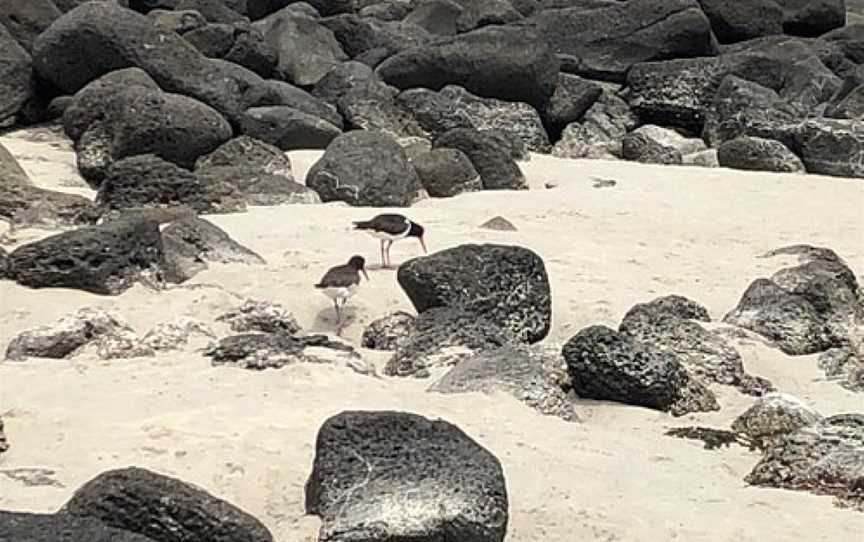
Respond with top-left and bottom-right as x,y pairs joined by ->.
776,0 -> 846,36
305,410 -> 508,542
397,244 -> 551,343
0,24 -> 33,124
194,135 -> 293,175
61,466 -> 274,542
96,154 -> 245,213
552,89 -> 639,159
306,130 -> 424,206
31,2 -> 252,122
529,0 -> 717,82
376,24 -> 559,109
696,0 -> 784,43
239,106 -> 342,150
562,325 -> 720,416
543,73 -> 603,134
253,9 -> 347,86
795,119 -> 864,178
396,87 -> 475,138
826,83 -> 864,120
412,148 -> 482,197
0,512 -> 155,542
246,78 -> 342,126
619,295 -> 773,395
321,13 -> 431,60
0,0 -> 62,52
745,414 -> 864,506
433,128 -> 527,190
75,85 -> 233,184
717,136 -> 806,173
6,217 -> 165,295
439,85 -> 551,153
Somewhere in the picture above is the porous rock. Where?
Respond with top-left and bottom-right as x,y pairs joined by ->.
552,90 -> 638,159
305,410 -> 508,542
717,136 -> 806,173
412,148 -> 482,198
361,311 -> 416,351
216,299 -> 301,334
0,512 -> 155,542
195,135 -> 293,176
795,119 -> 864,179
731,392 -> 823,448
205,332 -> 365,372
142,317 -> 216,351
433,128 -> 527,190
5,308 -> 134,361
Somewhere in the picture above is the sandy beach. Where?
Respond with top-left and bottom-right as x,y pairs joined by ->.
1,129 -> 863,541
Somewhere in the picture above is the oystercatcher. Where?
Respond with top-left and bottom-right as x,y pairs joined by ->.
352,213 -> 427,268
315,255 -> 369,325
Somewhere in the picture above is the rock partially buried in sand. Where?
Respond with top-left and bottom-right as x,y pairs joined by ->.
61,466 -> 274,542
361,310 -> 415,351
194,135 -> 294,177
619,294 -> 773,395
731,392 -> 823,449
305,410 -> 509,542
818,346 -> 864,392
5,308 -> 134,361
0,511 -> 156,542
397,243 -> 551,343
479,216 -> 517,231
216,299 -> 301,335
7,217 -> 164,295
562,325 -> 720,416
142,317 -> 216,352
430,344 -> 579,422
0,417 -> 8,454
745,414 -> 864,508
717,136 -> 805,173
433,128 -> 527,190
385,306 -> 518,377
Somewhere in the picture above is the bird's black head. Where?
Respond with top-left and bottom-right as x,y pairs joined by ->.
408,222 -> 424,238
348,255 -> 369,280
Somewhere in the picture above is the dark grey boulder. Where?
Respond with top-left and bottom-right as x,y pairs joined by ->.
404,0 -> 463,35
397,243 -> 551,343
175,0 -> 246,23
703,75 -> 804,148
96,154 -> 246,214
62,68 -> 161,141
306,130 -> 424,206
745,414 -> 864,507
717,136 -> 805,173
253,9 -> 347,86
361,311 -> 416,351
311,60 -> 380,103
385,306 -> 518,377
777,0 -> 846,36
376,24 -> 559,109
826,83 -> 864,120
439,85 -> 551,153
224,25 -> 277,77
31,3 -> 252,123
551,89 -> 638,159
194,135 -> 293,175
396,87 -> 475,138
795,119 -> 864,178
161,216 -> 265,283
183,23 -> 237,58
412,148 -> 482,197
621,132 -> 683,165
433,128 -> 527,190
245,79 -> 342,127
239,106 -> 342,150
0,417 -> 7,454
321,13 -> 431,60
731,392 -> 823,449
0,0 -> 62,52
305,410 -> 508,542
430,344 -> 579,422
562,325 -> 720,416
61,466 -> 274,542
148,8 -> 208,34
620,295 -> 774,395
454,0 -> 522,33
6,217 -> 165,295
696,0 -> 784,43
0,512 -> 155,542
528,0 -> 717,82
0,24 -> 34,124
195,165 -> 320,205
0,248 -> 8,280
543,73 -> 603,134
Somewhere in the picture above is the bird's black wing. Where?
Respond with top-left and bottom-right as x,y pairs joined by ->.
315,265 -> 360,288
353,213 -> 409,235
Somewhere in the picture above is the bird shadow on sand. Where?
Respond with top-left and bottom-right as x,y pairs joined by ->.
311,305 -> 360,336
364,263 -> 400,272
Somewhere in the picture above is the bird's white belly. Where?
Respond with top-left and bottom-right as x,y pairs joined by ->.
366,229 -> 409,241
320,285 -> 357,301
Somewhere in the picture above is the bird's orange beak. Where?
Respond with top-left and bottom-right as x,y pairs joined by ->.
419,235 -> 427,254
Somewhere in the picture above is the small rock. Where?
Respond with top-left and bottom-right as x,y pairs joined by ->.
682,149 -> 720,168
142,317 -> 217,351
731,392 -> 824,449
205,332 -> 364,372
216,299 -> 301,335
361,311 -> 415,351
0,417 -> 8,454
80,330 -> 155,360
305,411 -> 509,542
818,346 -> 864,392
5,308 -> 133,361
479,216 -> 518,231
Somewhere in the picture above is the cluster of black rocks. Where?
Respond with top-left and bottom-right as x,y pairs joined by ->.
0,0 -> 862,226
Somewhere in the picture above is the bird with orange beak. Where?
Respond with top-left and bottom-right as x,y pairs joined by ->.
352,213 -> 427,269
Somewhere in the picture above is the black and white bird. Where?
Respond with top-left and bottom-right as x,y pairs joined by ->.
352,213 -> 427,268
314,255 -> 369,325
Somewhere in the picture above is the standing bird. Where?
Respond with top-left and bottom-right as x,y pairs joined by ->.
352,213 -> 427,268
315,255 -> 369,325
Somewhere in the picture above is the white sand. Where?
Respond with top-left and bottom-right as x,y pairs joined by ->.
1,129 -> 863,541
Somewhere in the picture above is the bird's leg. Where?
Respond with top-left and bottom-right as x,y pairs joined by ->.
379,239 -> 386,268
333,299 -> 341,325
385,240 -> 393,269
